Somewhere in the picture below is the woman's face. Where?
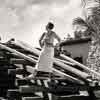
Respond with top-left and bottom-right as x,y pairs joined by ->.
46,25 -> 50,31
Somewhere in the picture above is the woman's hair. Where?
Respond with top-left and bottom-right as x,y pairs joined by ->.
46,22 -> 54,30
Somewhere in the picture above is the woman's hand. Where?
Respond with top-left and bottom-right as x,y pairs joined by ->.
55,42 -> 61,50
56,42 -> 60,47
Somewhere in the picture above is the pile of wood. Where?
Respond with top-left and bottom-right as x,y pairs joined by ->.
0,40 -> 99,100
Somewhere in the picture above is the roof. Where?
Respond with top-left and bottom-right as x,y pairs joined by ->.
60,37 -> 91,46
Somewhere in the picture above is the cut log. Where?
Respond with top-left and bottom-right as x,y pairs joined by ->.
22,97 -> 41,100
11,40 -> 40,56
10,58 -> 35,65
51,94 -> 89,100
0,43 -> 38,64
60,54 -> 100,78
52,68 -> 85,85
20,85 -> 46,93
54,58 -> 90,79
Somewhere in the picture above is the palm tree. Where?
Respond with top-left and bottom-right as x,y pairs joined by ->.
73,0 -> 100,39
72,17 -> 94,38
81,0 -> 100,40
72,0 -> 100,79
80,0 -> 100,79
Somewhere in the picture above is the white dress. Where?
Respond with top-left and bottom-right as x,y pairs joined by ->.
36,45 -> 54,73
36,31 -> 57,73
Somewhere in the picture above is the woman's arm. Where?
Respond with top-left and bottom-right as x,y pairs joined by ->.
39,33 -> 45,48
53,32 -> 61,52
54,32 -> 61,42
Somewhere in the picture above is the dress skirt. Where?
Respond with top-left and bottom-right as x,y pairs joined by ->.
36,45 -> 54,73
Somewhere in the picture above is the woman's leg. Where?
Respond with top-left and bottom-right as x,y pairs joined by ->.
24,66 -> 38,80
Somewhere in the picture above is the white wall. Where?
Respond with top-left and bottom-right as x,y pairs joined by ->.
63,42 -> 90,65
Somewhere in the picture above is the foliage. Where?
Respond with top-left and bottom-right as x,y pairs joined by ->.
72,0 -> 100,39
81,0 -> 100,80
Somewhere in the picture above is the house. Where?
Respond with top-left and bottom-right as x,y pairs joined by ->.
60,37 -> 91,65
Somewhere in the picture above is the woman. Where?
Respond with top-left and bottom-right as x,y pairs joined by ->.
27,22 -> 61,79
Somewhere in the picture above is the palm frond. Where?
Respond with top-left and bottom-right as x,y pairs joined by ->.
72,17 -> 88,26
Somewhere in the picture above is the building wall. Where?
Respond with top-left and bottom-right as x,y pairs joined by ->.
62,42 -> 90,65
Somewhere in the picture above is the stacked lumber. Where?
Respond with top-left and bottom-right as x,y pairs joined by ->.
0,40 -> 99,100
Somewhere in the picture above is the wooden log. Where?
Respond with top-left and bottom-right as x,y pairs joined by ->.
20,85 -> 78,94
54,58 -> 90,79
0,43 -> 38,64
20,85 -> 46,93
20,84 -> 90,95
53,68 -> 85,85
7,89 -> 21,100
10,58 -> 35,65
10,59 -> 28,64
60,54 -> 100,78
16,79 -> 30,86
58,58 -> 75,66
11,40 -> 40,56
22,97 -> 41,100
20,85 -> 38,94
51,94 -> 89,100
18,40 -> 40,54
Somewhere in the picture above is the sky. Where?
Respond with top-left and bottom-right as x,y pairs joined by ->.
0,0 -> 84,47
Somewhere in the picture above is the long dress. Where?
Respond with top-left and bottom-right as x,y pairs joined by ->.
35,31 -> 57,73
